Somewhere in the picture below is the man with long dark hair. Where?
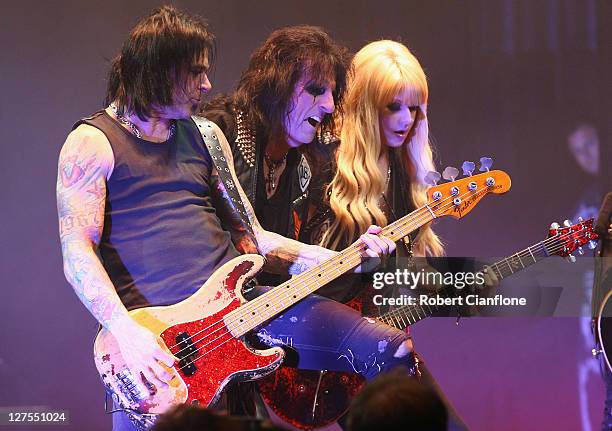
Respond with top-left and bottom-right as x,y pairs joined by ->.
203,27 -> 429,428
205,26 -> 348,255
57,7 -> 397,431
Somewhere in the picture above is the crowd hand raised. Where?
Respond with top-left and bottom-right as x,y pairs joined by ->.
354,225 -> 396,273
110,318 -> 178,396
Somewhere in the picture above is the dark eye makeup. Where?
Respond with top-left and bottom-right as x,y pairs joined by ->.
387,102 -> 402,112
305,84 -> 326,96
386,102 -> 419,113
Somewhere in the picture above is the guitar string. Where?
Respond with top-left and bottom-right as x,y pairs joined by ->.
166,185 -> 477,357
378,222 -> 596,326
174,185 -> 497,370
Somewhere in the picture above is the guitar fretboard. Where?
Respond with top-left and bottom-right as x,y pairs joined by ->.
224,185 -> 492,336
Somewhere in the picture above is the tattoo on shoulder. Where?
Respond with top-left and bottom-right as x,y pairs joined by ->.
57,136 -> 108,241
59,154 -> 97,188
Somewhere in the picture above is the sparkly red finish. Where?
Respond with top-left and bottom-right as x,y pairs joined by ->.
258,368 -> 365,429
160,259 -> 283,407
547,218 -> 597,257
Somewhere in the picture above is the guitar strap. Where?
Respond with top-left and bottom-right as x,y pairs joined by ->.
191,115 -> 255,237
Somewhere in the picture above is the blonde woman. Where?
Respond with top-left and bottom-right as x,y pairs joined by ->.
301,40 -> 481,430
310,40 -> 442,257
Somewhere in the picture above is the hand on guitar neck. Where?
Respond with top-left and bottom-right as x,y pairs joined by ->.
478,265 -> 500,296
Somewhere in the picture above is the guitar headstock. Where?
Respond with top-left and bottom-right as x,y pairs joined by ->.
548,218 -> 599,258
426,169 -> 511,219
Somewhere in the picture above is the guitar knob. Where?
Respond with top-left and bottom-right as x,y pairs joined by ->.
425,171 -> 441,186
442,166 -> 459,182
567,254 -> 576,263
550,222 -> 560,230
479,157 -> 493,172
563,219 -> 572,227
462,161 -> 475,177
588,240 -> 598,250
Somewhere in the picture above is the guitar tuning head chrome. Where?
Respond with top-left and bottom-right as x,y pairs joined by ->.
563,219 -> 572,227
577,247 -> 584,255
578,216 -> 584,223
424,171 -> 442,186
479,157 -> 493,172
588,240 -> 598,250
567,254 -> 576,263
550,222 -> 560,230
462,161 -> 475,177
442,166 -> 460,182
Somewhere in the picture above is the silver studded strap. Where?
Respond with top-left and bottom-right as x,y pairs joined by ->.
191,115 -> 254,236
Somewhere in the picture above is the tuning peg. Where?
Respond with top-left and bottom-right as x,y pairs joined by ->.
424,171 -> 441,186
550,222 -> 560,230
578,216 -> 584,223
442,166 -> 459,182
462,161 -> 475,177
577,247 -> 584,255
479,157 -> 493,172
588,240 -> 598,250
566,254 -> 576,263
563,219 -> 572,227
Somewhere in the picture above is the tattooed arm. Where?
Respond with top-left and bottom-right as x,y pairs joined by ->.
207,121 -> 395,275
57,124 -> 174,390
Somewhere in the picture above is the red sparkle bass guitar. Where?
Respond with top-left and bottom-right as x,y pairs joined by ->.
93,170 -> 511,430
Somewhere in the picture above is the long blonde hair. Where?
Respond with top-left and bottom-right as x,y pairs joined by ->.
321,40 -> 443,256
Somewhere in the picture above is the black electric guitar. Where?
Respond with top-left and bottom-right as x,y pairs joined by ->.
378,218 -> 599,329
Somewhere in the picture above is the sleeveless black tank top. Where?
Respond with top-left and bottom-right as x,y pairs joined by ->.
74,111 -> 240,309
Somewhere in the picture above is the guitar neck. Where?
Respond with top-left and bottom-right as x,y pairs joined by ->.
225,203 -> 442,336
378,236 -> 560,329
488,240 -> 553,280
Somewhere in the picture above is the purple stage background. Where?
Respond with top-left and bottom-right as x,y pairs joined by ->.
1,1 -> 611,430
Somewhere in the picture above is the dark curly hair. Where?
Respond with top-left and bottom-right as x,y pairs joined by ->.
105,5 -> 215,120
234,25 -> 351,139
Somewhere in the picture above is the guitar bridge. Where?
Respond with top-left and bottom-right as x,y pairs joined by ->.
116,369 -> 149,403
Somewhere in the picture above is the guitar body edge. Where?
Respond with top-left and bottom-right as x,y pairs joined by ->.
598,289 -> 612,374
93,254 -> 285,429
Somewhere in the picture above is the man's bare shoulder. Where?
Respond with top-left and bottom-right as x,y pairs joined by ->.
61,123 -> 115,177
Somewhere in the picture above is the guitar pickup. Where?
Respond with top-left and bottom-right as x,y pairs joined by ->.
175,332 -> 198,376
